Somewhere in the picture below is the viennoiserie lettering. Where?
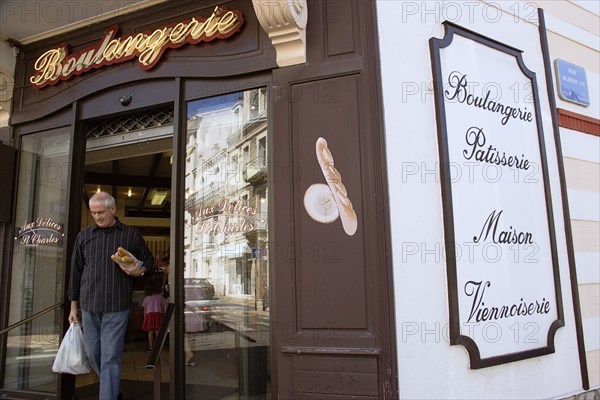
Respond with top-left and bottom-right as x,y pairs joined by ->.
30,6 -> 244,89
465,280 -> 551,323
444,71 -> 534,126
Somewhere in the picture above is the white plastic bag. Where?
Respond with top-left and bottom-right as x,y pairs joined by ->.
52,323 -> 91,374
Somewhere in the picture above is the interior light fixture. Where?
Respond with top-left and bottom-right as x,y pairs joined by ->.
96,186 -> 101,193
151,190 -> 168,205
127,188 -> 132,197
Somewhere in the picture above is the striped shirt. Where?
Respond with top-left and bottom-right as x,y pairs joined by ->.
68,219 -> 154,313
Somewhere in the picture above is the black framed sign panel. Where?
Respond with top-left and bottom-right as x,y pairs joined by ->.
430,22 -> 564,369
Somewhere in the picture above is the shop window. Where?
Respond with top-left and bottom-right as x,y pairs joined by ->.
2,127 -> 71,394
184,89 -> 270,398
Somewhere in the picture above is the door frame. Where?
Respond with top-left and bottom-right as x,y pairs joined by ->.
173,74 -> 274,399
66,73 -> 274,400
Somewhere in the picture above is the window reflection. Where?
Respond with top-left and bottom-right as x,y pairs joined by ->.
3,128 -> 70,394
184,88 -> 270,398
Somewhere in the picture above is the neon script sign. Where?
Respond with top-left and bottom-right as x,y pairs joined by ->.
30,6 -> 244,89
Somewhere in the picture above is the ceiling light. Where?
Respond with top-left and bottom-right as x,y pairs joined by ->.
127,188 -> 132,197
151,190 -> 168,205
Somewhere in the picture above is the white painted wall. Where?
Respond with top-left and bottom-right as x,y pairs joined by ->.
376,1 -> 591,398
546,0 -> 600,386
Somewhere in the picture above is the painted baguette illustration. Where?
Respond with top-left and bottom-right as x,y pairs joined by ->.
303,183 -> 339,224
314,137 -> 358,236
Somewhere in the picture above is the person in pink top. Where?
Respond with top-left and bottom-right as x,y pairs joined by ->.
141,278 -> 167,351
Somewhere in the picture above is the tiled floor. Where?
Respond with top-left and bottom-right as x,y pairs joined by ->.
75,296 -> 271,399
75,340 -> 171,399
75,339 -> 250,399
76,340 -> 170,388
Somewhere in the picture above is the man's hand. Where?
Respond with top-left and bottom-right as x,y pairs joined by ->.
69,301 -> 79,324
118,259 -> 146,277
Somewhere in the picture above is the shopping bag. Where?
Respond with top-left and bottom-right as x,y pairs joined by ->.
52,323 -> 91,374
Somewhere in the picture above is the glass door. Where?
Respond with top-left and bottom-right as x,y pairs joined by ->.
184,89 -> 270,399
2,127 -> 72,395
75,106 -> 175,398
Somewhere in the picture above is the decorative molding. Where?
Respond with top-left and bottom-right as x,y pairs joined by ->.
252,0 -> 307,67
0,67 -> 14,103
0,67 -> 13,128
281,346 -> 381,356
558,108 -> 600,137
85,107 -> 174,140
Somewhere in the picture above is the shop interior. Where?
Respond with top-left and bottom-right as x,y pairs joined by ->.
75,97 -> 271,399
76,108 -> 173,398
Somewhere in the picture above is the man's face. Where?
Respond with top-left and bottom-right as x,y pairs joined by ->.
90,201 -> 116,228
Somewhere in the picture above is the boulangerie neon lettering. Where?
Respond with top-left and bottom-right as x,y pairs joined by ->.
30,6 -> 244,89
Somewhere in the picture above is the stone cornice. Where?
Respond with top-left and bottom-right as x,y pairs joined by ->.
252,0 -> 307,67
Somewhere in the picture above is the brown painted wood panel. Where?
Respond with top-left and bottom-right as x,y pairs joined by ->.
293,370 -> 378,396
291,75 -> 367,330
0,145 -> 16,222
273,2 -> 397,398
291,354 -> 378,398
325,1 -> 356,57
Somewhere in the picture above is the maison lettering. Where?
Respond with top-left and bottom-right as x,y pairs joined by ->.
473,209 -> 534,245
30,6 -> 244,89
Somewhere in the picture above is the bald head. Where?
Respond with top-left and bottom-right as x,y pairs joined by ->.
90,192 -> 116,208
89,192 -> 117,228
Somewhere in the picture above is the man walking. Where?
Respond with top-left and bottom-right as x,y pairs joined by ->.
68,191 -> 154,400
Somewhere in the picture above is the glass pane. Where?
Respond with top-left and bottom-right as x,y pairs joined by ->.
185,89 -> 270,399
3,127 -> 71,393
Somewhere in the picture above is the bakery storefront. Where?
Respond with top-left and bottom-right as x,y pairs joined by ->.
0,1 -> 396,399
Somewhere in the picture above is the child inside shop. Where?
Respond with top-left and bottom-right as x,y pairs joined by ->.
142,277 -> 167,351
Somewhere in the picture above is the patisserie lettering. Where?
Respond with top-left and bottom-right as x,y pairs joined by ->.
463,127 -> 531,171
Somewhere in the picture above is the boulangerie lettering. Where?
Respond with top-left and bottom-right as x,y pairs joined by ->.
444,71 -> 534,125
30,6 -> 244,89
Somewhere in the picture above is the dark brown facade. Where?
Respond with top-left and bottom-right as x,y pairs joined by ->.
1,1 -> 397,399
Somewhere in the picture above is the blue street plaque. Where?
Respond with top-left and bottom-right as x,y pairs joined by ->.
555,59 -> 590,107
